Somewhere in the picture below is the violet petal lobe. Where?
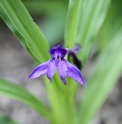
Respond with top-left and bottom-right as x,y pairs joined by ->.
72,44 -> 81,54
49,44 -> 67,58
27,60 -> 49,79
47,58 -> 56,83
66,60 -> 86,85
58,59 -> 67,85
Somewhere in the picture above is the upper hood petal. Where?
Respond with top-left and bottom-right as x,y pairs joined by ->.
49,43 -> 68,58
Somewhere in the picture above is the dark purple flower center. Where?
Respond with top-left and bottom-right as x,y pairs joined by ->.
56,55 -> 60,60
49,44 -> 68,60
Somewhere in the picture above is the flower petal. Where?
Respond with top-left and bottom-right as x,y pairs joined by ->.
49,44 -> 67,58
72,44 -> 81,54
58,60 -> 67,85
66,61 -> 86,85
47,59 -> 56,83
27,60 -> 49,79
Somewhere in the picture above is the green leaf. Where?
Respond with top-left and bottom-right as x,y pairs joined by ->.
78,27 -> 122,124
44,75 -> 70,124
64,1 -> 86,122
65,0 -> 84,48
77,0 -> 111,64
0,79 -> 51,121
0,0 -> 50,62
0,6 -> 39,63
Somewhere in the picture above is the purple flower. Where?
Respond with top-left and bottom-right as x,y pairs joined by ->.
27,44 -> 86,85
72,44 -> 82,54
68,44 -> 82,70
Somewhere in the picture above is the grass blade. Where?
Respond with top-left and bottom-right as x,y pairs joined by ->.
65,0 -> 84,48
0,6 -> 39,63
77,0 -> 111,64
78,27 -> 122,124
0,0 -> 50,62
0,79 -> 51,120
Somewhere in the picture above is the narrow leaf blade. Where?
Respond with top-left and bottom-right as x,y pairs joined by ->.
78,28 -> 122,124
0,0 -> 50,62
65,0 -> 84,48
78,0 -> 111,64
0,79 -> 51,120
